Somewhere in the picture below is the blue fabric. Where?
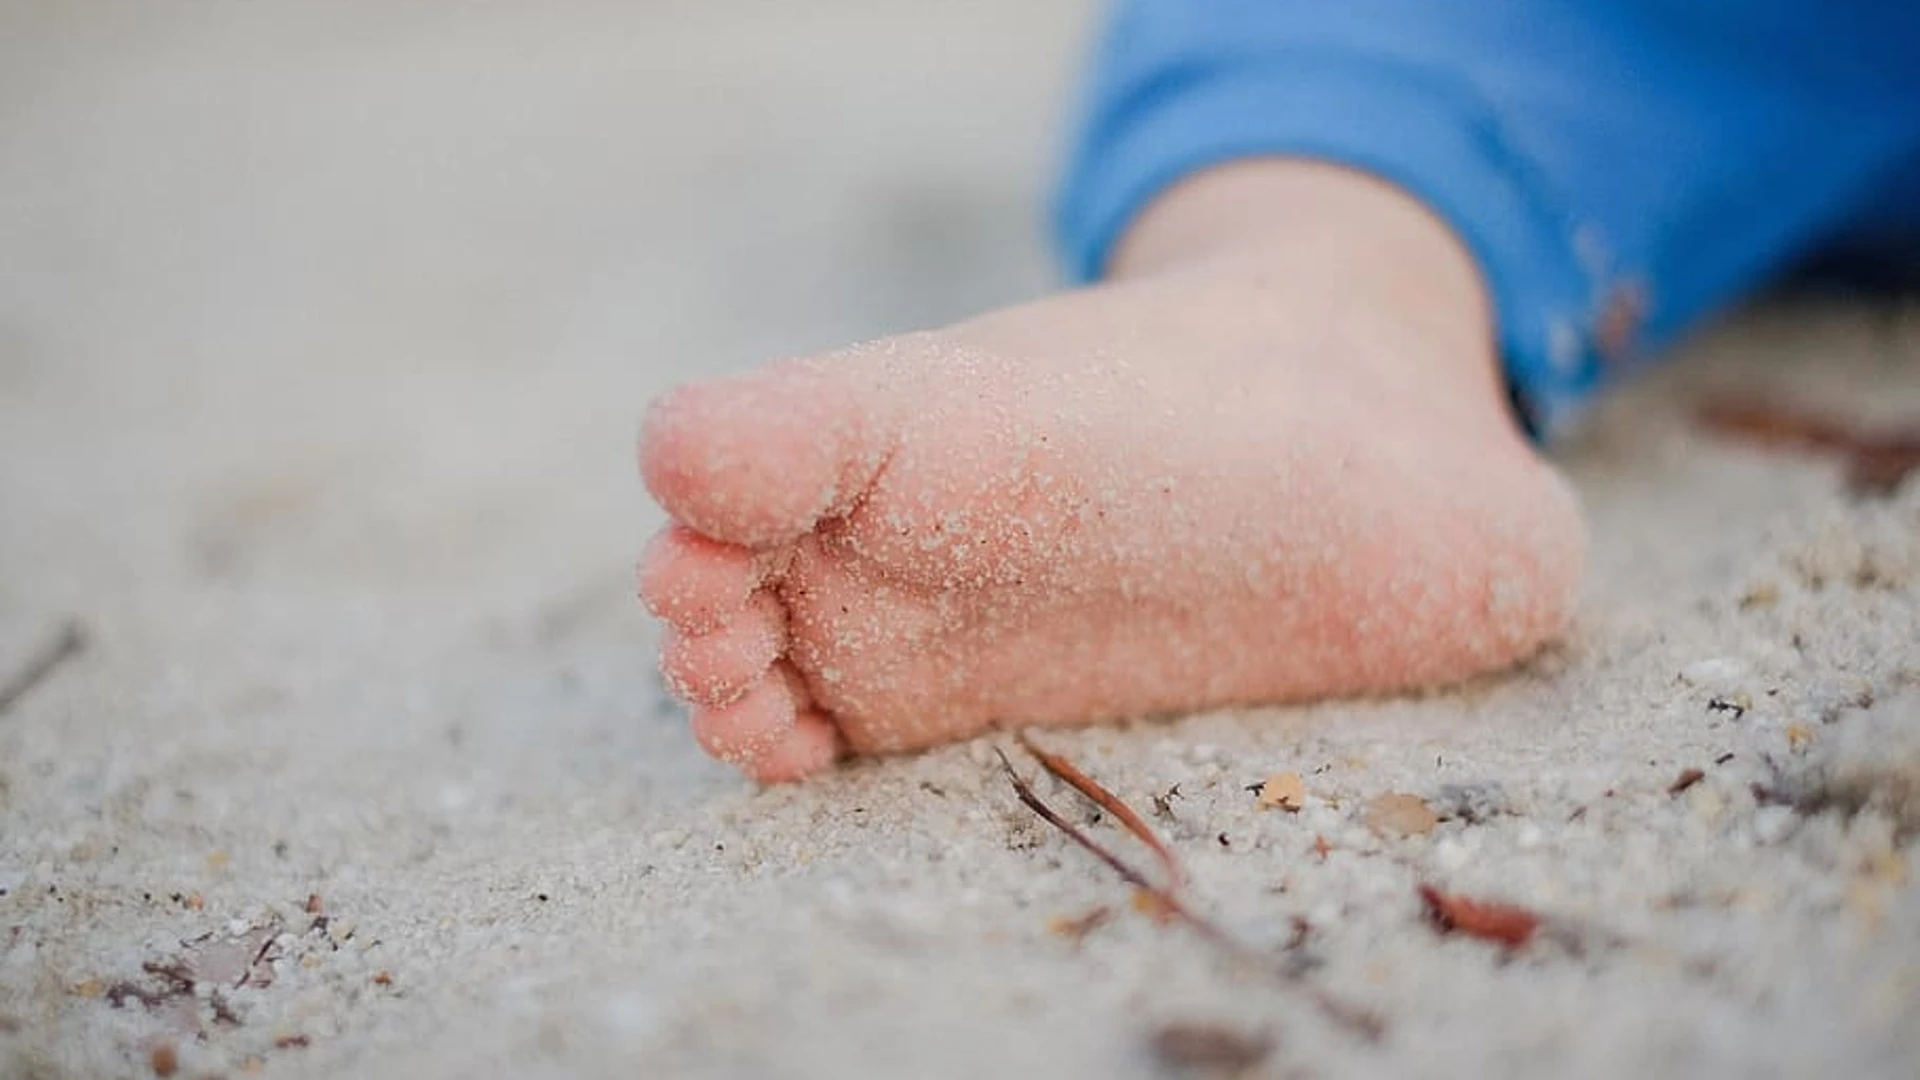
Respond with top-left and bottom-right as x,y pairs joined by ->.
1051,0 -> 1920,439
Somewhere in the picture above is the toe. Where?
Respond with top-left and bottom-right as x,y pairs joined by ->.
638,355 -> 893,548
658,593 -> 787,705
737,710 -> 844,783
637,525 -> 764,634
688,668 -> 800,765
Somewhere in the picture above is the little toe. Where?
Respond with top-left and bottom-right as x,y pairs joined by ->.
736,710 -> 844,783
688,668 -> 800,766
638,355 -> 893,548
657,593 -> 787,705
637,525 -> 765,634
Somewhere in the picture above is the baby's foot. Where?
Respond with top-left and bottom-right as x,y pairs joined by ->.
637,165 -> 1585,782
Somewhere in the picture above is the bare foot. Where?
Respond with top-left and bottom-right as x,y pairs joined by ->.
636,162 -> 1585,782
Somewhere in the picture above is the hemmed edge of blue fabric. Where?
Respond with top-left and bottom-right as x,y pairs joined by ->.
1048,51 -> 1607,443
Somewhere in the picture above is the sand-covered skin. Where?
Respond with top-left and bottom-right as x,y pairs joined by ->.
2,4 -> 1917,1078
638,185 -> 1584,780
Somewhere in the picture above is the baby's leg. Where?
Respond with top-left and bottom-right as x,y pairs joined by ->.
637,158 -> 1582,781
637,1 -> 1916,782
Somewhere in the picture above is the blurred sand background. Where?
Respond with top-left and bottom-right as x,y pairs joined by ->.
2,2 -> 1916,1077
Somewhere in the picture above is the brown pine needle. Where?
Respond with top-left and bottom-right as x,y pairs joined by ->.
1696,401 -> 1920,497
996,747 -> 1156,894
994,744 -> 1385,1042
994,748 -> 1237,953
1014,730 -> 1185,893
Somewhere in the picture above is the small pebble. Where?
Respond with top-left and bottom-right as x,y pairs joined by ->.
1256,772 -> 1306,812
1432,781 -> 1510,823
1363,793 -> 1438,837
1689,786 -> 1726,824
1680,657 -> 1746,687
1432,836 -> 1473,873
1752,806 -> 1797,845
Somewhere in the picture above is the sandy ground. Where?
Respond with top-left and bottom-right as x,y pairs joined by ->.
2,3 -> 1918,1078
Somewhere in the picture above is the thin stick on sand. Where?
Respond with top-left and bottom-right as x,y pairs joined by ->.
1014,730 -> 1185,894
996,740 -> 1384,1041
1695,401 -> 1920,496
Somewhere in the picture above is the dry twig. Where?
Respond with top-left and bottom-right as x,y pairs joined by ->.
1696,401 -> 1920,496
1417,884 -> 1541,948
995,749 -> 1195,923
996,741 -> 1383,1041
1014,731 -> 1185,893
1667,767 -> 1706,797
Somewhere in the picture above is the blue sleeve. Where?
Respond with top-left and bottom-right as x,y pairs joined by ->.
1050,0 -> 1920,440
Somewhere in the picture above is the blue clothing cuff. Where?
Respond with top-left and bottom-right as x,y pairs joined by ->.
1051,53 -> 1610,440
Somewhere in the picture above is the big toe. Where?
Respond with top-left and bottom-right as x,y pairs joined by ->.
639,355 -> 894,548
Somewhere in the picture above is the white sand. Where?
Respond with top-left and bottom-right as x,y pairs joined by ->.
2,3 -> 1916,1077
